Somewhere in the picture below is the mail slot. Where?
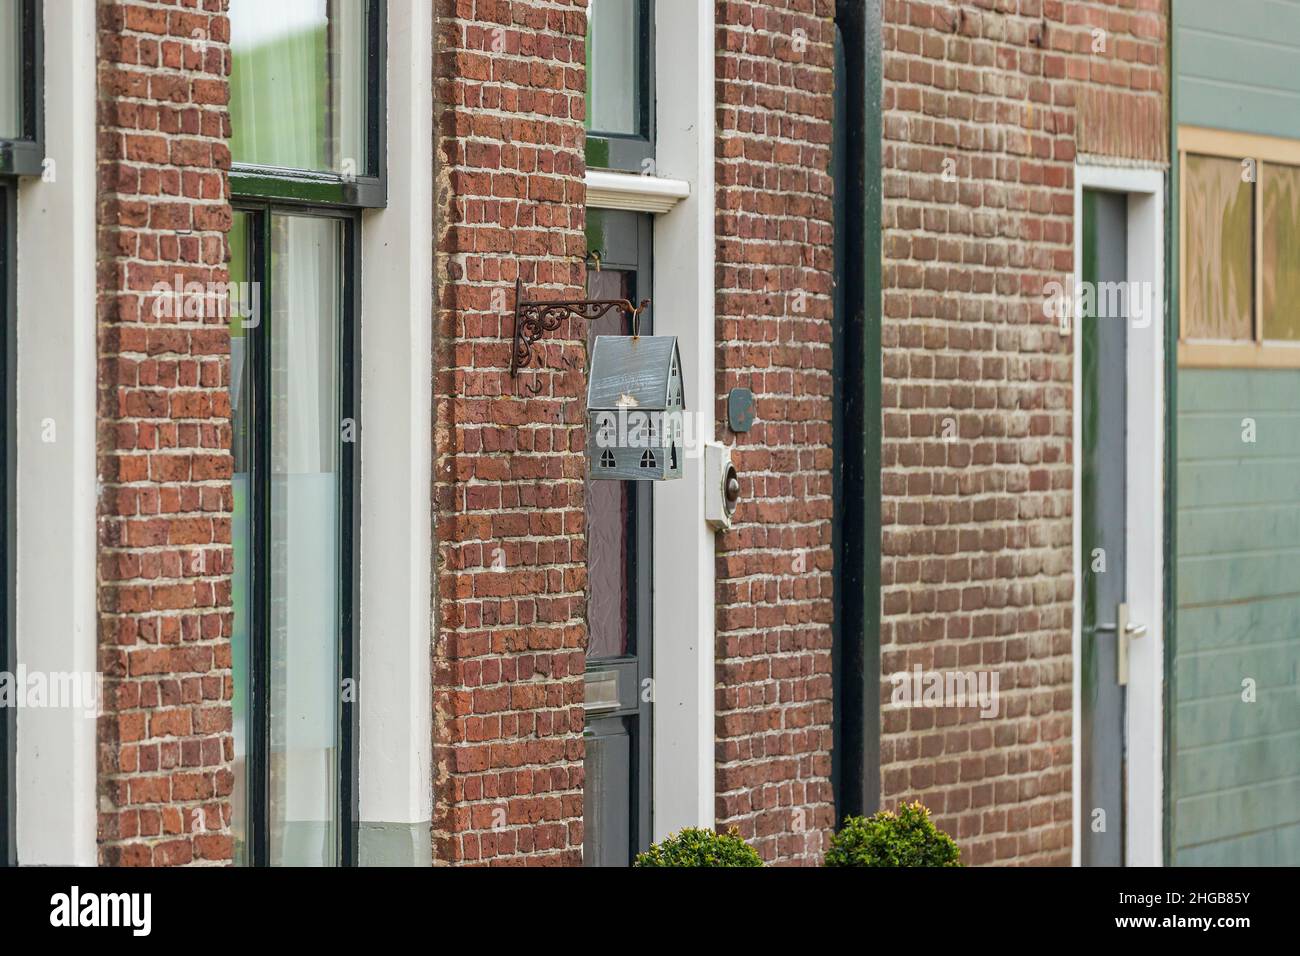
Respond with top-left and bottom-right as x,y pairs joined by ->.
584,670 -> 620,714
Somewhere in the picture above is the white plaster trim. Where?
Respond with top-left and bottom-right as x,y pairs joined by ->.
649,0 -> 715,838
356,0 -> 434,859
1071,164 -> 1166,867
15,0 -> 99,866
585,169 -> 690,214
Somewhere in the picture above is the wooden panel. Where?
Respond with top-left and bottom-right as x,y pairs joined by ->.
1173,368 -> 1300,865
1262,163 -> 1300,341
1179,342 -> 1300,368
1177,595 -> 1300,656
1178,459 -> 1300,508
1178,503 -> 1300,556
1173,776 -> 1300,850
1175,1 -> 1300,141
1173,730 -> 1300,797
1176,640 -> 1300,702
1182,155 -> 1254,341
1175,821 -> 1300,867
1174,680 -> 1300,747
1177,411 -> 1300,460
1178,368 -> 1300,410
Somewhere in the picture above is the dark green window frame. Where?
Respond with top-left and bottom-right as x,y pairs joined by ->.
585,0 -> 654,173
0,0 -> 42,178
229,0 -> 387,209
227,0 -> 380,867
1,181 -> 15,867
0,0 -> 38,866
231,202 -> 361,867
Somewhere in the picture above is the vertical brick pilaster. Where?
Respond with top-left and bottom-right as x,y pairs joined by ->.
431,0 -> 589,866
714,0 -> 839,866
95,0 -> 234,866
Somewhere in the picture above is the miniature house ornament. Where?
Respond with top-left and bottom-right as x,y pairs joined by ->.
586,334 -> 685,481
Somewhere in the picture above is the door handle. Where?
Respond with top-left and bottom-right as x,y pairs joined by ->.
1095,621 -> 1147,635
1100,602 -> 1146,686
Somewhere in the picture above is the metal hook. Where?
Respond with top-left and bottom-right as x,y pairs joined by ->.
631,299 -> 649,339
586,250 -> 603,272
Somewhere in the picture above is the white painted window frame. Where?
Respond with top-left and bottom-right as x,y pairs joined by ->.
14,0 -> 99,866
357,0 -> 434,865
648,0 -> 716,839
1071,163 -> 1166,867
585,0 -> 716,838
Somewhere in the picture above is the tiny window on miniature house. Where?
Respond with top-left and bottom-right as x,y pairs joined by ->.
640,450 -> 656,469
1179,126 -> 1300,368
601,449 -> 615,468
596,413 -> 616,445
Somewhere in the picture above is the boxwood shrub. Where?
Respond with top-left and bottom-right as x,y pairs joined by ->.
633,827 -> 764,867
824,801 -> 961,867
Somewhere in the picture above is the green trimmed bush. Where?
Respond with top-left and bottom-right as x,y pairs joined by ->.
824,801 -> 962,867
633,827 -> 764,867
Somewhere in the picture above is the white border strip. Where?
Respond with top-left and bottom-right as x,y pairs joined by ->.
650,0 -> 715,836
357,0 -> 434,862
15,0 -> 99,865
1071,164 -> 1166,867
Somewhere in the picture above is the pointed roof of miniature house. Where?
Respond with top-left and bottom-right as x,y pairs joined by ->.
587,335 -> 685,411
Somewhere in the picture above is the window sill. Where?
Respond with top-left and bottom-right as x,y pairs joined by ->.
0,140 -> 43,178
1179,340 -> 1300,369
585,169 -> 689,214
230,165 -> 386,209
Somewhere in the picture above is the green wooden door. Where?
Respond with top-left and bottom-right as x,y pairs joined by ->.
1080,189 -> 1130,865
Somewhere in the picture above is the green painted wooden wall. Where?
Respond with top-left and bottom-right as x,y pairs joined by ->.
1170,1 -> 1300,868
1174,370 -> 1300,865
1174,0 -> 1300,137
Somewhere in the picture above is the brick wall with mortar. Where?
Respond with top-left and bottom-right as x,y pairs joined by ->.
431,0 -> 589,866
714,0 -> 839,865
879,0 -> 1166,865
94,0 -> 235,866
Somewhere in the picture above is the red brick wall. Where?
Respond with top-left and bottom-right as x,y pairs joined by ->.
714,0 -> 839,865
94,0 -> 235,865
431,0 -> 589,866
879,0 -> 1166,865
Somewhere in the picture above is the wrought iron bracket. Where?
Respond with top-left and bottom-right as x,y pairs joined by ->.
510,276 -> 650,376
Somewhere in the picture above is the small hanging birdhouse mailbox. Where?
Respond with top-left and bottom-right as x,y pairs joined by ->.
587,335 -> 685,481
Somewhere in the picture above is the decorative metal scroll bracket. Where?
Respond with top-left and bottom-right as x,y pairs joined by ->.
510,276 -> 650,377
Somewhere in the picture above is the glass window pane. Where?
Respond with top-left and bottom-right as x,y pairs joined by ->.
1263,162 -> 1300,341
0,0 -> 22,139
586,0 -> 639,137
585,269 -> 635,659
1183,154 -> 1254,341
229,0 -> 368,175
268,214 -> 342,866
229,211 -> 254,866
